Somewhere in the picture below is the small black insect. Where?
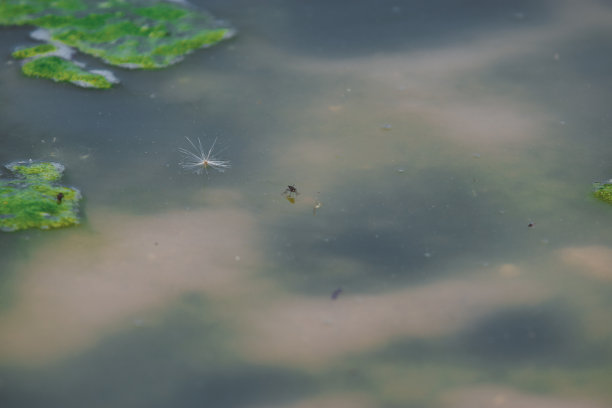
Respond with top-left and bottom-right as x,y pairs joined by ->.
56,192 -> 64,204
282,184 -> 299,197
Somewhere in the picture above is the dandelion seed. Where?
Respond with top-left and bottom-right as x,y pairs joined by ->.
179,137 -> 231,176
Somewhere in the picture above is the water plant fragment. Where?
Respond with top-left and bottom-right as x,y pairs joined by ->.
0,161 -> 82,232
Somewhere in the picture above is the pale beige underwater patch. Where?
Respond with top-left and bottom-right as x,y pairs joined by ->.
265,392 -> 377,408
441,385 -> 608,408
559,245 -> 612,281
0,202 -> 264,365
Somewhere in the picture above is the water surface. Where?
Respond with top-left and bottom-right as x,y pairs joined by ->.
2,1 -> 612,407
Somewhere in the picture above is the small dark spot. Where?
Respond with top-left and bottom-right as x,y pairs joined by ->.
154,242 -> 159,246
56,192 -> 64,204
528,222 -> 535,228
331,288 -> 343,300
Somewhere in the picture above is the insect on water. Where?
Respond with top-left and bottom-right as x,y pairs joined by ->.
282,184 -> 299,197
179,137 -> 231,176
282,184 -> 299,204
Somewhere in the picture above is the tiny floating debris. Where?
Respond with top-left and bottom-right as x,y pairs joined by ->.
380,123 -> 392,131
0,160 -> 82,232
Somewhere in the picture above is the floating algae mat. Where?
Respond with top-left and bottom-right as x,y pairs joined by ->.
0,161 -> 82,232
1,0 -> 235,88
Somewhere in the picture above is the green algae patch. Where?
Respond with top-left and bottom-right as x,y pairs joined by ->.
12,43 -> 57,59
22,56 -> 114,88
593,182 -> 612,204
1,0 -> 235,88
0,161 -> 82,232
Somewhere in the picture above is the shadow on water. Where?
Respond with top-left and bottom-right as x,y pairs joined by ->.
458,303 -> 574,364
368,302 -> 591,367
0,294 -> 316,408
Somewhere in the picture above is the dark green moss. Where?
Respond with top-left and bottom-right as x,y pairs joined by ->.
32,12 -> 118,29
52,20 -> 169,44
152,29 -> 228,57
22,56 -> 113,89
132,4 -> 188,21
0,0 -> 84,24
48,0 -> 86,11
0,4 -> 43,25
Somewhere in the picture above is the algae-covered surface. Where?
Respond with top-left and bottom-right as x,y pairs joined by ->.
1,1 -> 612,407
0,161 -> 81,232
0,0 -> 235,88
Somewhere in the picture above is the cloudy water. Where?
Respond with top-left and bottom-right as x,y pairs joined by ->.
2,0 -> 612,406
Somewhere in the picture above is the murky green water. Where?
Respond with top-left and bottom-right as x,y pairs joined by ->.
2,1 -> 612,407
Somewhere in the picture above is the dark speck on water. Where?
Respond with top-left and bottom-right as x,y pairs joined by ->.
331,288 -> 342,300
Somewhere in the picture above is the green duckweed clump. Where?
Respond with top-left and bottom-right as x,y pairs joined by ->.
1,0 -> 235,88
593,182 -> 612,204
0,161 -> 82,232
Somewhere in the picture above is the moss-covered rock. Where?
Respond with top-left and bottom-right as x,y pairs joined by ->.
1,0 -> 235,88
0,161 -> 82,232
593,182 -> 612,204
